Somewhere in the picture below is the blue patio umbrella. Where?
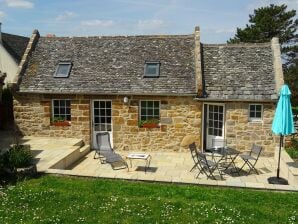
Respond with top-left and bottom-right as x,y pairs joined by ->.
269,84 -> 296,184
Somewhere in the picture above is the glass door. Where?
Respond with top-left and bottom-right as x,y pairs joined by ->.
92,100 -> 112,148
206,104 -> 225,149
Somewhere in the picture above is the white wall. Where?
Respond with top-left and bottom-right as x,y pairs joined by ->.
0,44 -> 19,85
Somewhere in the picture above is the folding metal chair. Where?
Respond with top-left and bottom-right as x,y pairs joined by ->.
188,143 -> 223,180
196,152 -> 224,179
239,144 -> 263,175
189,142 -> 200,172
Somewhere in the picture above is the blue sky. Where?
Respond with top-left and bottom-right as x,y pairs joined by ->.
0,0 -> 297,43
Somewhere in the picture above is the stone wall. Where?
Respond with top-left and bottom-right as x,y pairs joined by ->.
14,93 -> 278,154
225,102 -> 279,154
13,94 -> 202,151
14,93 -> 90,143
111,96 -> 201,152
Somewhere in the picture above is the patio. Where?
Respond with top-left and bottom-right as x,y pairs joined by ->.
1,134 -> 297,191
48,150 -> 296,190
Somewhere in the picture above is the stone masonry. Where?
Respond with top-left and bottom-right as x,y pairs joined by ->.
225,102 -> 279,154
13,94 -> 202,152
14,93 -> 279,154
112,96 -> 202,152
14,93 -> 90,144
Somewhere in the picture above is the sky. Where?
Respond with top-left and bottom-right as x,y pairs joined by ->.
0,0 -> 297,43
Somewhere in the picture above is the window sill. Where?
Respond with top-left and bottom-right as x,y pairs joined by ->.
248,119 -> 263,123
139,124 -> 160,128
51,121 -> 71,127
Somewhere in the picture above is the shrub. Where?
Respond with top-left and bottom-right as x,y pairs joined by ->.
0,151 -> 8,174
286,138 -> 298,160
288,138 -> 298,149
7,145 -> 33,169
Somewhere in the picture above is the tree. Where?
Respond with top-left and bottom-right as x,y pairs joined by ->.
228,4 -> 297,44
284,58 -> 298,106
228,4 -> 298,107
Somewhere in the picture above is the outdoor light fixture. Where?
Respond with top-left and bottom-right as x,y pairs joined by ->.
123,96 -> 129,104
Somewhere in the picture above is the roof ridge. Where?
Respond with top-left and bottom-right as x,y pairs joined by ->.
2,32 -> 29,39
41,34 -> 194,39
202,42 -> 271,47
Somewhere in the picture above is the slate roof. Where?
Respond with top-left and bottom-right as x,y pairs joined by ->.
18,33 -> 278,100
2,33 -> 29,63
201,43 -> 277,100
19,35 -> 196,95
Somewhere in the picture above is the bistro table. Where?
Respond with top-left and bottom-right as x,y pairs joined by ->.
206,147 -> 240,174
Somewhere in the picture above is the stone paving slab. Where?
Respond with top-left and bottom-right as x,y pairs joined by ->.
2,134 -> 295,192
20,136 -> 84,171
46,150 -> 298,192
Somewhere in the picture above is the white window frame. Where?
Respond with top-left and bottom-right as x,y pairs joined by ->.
52,99 -> 71,121
201,103 -> 226,151
139,100 -> 161,121
249,104 -> 263,122
92,100 -> 112,132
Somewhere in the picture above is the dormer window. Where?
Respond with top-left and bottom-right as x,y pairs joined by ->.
54,62 -> 72,78
144,61 -> 160,77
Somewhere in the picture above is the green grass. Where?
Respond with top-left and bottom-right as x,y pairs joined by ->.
0,176 -> 297,224
286,148 -> 298,160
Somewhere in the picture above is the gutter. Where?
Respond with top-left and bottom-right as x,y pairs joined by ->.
193,97 -> 277,103
16,90 -> 277,103
16,90 -> 197,97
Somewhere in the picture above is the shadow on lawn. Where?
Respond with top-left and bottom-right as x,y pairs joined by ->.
0,172 -> 46,188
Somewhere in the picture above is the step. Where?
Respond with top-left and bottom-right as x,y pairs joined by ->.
74,139 -> 84,147
49,144 -> 90,170
80,145 -> 90,156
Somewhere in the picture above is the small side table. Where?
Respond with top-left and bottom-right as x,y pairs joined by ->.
126,153 -> 151,173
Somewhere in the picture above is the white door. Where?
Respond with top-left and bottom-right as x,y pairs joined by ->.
92,100 -> 112,149
206,104 -> 225,149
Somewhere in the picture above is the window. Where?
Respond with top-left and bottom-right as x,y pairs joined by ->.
208,104 -> 224,137
144,61 -> 160,77
54,62 -> 72,78
249,104 -> 263,121
93,100 -> 112,132
52,100 -> 71,121
140,100 -> 160,121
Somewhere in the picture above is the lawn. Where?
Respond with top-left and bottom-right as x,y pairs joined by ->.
0,176 -> 297,224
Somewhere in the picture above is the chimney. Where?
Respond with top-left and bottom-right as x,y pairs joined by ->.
0,22 -> 2,44
194,26 -> 203,96
46,33 -> 56,37
271,37 -> 284,96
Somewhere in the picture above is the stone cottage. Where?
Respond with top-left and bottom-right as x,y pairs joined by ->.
13,26 -> 283,153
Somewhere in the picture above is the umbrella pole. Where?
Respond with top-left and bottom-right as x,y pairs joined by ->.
277,135 -> 283,179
